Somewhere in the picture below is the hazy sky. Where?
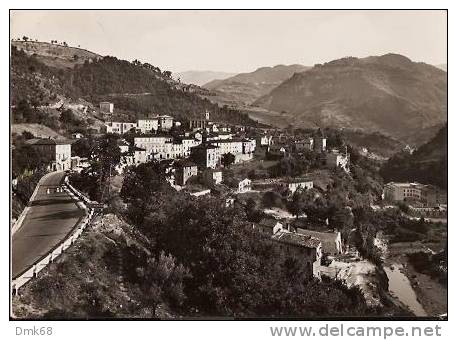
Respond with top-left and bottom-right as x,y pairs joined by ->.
10,10 -> 447,73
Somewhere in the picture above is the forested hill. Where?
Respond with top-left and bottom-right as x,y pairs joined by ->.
11,44 -> 257,129
380,125 -> 447,189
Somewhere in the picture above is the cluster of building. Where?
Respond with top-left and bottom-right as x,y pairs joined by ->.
105,115 -> 175,134
255,131 -> 350,173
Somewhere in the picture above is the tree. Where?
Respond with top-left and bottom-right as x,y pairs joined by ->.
221,153 -> 236,168
287,189 -> 308,218
139,252 -> 190,317
71,134 -> 121,201
22,36 -> 29,42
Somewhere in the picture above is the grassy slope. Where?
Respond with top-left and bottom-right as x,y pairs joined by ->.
12,214 -> 176,319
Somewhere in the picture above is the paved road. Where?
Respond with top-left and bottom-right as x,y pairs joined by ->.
11,172 -> 85,279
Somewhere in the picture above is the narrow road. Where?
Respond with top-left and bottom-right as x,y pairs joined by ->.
11,172 -> 86,279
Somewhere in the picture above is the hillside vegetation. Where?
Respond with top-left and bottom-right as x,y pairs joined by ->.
254,54 -> 447,144
380,125 -> 447,189
11,43 -> 258,136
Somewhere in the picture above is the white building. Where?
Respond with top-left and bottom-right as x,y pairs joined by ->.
26,138 -> 72,171
137,118 -> 159,133
237,178 -> 251,193
383,182 -> 426,202
158,115 -> 174,131
100,102 -> 114,113
134,135 -> 172,159
105,121 -> 137,134
213,139 -> 243,157
283,178 -> 314,194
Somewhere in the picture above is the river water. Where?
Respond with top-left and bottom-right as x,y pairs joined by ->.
384,263 -> 427,317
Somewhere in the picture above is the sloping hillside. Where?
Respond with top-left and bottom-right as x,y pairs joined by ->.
174,70 -> 236,86
203,64 -> 310,105
11,42 -> 257,135
11,40 -> 101,69
254,54 -> 447,144
380,125 -> 447,188
436,64 -> 447,72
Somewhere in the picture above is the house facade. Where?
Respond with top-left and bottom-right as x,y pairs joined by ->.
175,161 -> 198,186
27,139 -> 72,171
137,118 -> 159,133
190,144 -> 221,169
105,121 -> 137,134
271,230 -> 322,279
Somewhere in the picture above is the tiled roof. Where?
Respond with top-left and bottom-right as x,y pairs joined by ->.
271,230 -> 321,249
296,229 -> 339,254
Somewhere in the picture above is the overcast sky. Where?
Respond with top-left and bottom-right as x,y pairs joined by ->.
10,10 -> 447,73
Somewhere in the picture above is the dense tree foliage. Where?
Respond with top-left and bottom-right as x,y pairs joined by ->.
116,163 -> 376,317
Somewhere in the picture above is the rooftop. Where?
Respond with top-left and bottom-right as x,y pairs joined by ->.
296,229 -> 339,254
271,230 -> 321,249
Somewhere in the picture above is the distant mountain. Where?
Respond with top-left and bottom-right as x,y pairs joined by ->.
174,70 -> 237,86
203,64 -> 310,105
436,64 -> 447,72
380,124 -> 447,189
254,54 -> 447,144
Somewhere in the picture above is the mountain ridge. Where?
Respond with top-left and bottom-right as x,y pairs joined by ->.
254,54 -> 447,144
202,64 -> 310,105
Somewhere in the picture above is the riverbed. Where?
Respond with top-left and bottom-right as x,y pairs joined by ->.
384,263 -> 427,317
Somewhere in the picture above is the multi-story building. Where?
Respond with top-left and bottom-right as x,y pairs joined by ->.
174,160 -> 198,186
190,144 -> 221,169
213,139 -> 243,157
158,115 -> 174,131
137,118 -> 159,133
384,182 -> 427,202
134,135 -> 172,159
100,102 -> 114,113
163,141 -> 184,160
26,138 -> 72,171
179,137 -> 201,157
271,230 -> 322,279
105,121 -> 137,134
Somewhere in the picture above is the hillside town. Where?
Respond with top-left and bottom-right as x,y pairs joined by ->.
10,9 -> 447,322
14,101 -> 447,288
